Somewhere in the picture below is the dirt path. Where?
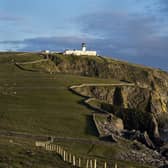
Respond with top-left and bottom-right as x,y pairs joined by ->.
70,83 -> 135,90
15,59 -> 48,65
0,130 -> 114,146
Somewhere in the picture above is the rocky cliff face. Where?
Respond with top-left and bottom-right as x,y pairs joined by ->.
72,85 -> 160,141
50,54 -> 168,90
50,54 -> 168,110
48,54 -> 168,141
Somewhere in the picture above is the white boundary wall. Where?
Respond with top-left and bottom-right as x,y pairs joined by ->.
64,50 -> 97,56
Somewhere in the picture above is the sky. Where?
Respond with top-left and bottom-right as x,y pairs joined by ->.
0,0 -> 168,71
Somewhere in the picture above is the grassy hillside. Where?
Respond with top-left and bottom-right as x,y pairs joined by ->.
0,136 -> 72,168
1,53 -> 119,138
0,52 -> 156,167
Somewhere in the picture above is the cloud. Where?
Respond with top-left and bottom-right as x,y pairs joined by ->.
157,0 -> 168,13
76,11 -> 168,70
0,11 -> 168,71
0,36 -> 100,52
0,14 -> 24,22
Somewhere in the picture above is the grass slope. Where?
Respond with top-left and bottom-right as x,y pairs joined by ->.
0,137 -> 72,168
0,52 -> 154,167
1,54 -> 117,138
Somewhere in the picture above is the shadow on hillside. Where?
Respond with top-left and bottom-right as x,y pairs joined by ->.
15,63 -> 39,72
85,115 -> 99,137
68,89 -> 100,137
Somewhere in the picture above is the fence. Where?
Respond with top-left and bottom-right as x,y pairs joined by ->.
35,141 -> 118,168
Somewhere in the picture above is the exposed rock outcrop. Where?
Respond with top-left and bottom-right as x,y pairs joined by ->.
47,54 -> 168,143
45,54 -> 168,115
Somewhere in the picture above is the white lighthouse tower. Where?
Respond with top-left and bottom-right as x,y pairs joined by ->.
82,43 -> 86,52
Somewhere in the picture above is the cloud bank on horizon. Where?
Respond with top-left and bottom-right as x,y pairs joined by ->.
0,0 -> 168,71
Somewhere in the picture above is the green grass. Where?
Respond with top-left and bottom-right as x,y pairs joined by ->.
0,53 -> 117,138
0,136 -> 152,168
0,52 -> 154,167
0,137 -> 72,168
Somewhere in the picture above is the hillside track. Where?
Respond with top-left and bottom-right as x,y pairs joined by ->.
15,59 -> 48,65
0,130 -> 114,146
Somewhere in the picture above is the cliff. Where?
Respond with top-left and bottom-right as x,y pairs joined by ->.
47,54 -> 168,142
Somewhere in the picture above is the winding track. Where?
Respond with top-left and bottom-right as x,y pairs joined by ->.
15,59 -> 48,65
70,83 -> 135,90
0,130 -> 115,146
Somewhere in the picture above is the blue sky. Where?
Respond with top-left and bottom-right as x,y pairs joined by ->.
0,0 -> 168,71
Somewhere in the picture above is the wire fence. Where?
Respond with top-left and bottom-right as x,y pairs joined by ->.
35,141 -> 118,168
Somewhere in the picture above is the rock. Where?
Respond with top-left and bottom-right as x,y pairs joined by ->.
160,144 -> 168,159
143,131 -> 155,149
131,141 -> 142,150
100,134 -> 118,142
9,139 -> 13,143
122,130 -> 155,149
159,165 -> 168,168
25,150 -> 35,156
150,114 -> 160,139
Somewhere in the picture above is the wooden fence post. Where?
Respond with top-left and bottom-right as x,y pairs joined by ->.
90,160 -> 93,168
53,145 -> 56,151
86,160 -> 89,168
104,161 -> 107,168
65,152 -> 68,162
73,155 -> 76,166
61,148 -> 63,158
56,145 -> 58,153
44,144 -> 47,150
69,153 -> 72,163
60,146 -> 62,156
115,163 -> 118,168
60,147 -> 62,157
63,150 -> 66,161
58,146 -> 60,154
46,144 -> 49,151
78,157 -> 81,167
94,159 -> 97,168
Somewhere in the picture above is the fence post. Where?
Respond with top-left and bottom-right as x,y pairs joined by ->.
56,145 -> 58,153
104,161 -> 107,168
90,160 -> 93,168
59,147 -> 62,157
60,146 -> 62,156
58,146 -> 60,154
53,145 -> 56,151
63,150 -> 66,161
69,153 -> 72,163
65,152 -> 68,162
94,159 -> 97,168
61,148 -> 63,158
73,155 -> 76,166
86,160 -> 89,168
58,145 -> 60,154
46,144 -> 49,151
78,157 -> 81,167
115,163 -> 118,168
44,143 -> 47,150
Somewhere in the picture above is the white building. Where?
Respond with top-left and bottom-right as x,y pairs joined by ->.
64,43 -> 97,56
42,50 -> 50,54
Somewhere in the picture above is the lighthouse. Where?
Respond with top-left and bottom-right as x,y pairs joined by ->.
64,43 -> 97,56
82,43 -> 86,52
